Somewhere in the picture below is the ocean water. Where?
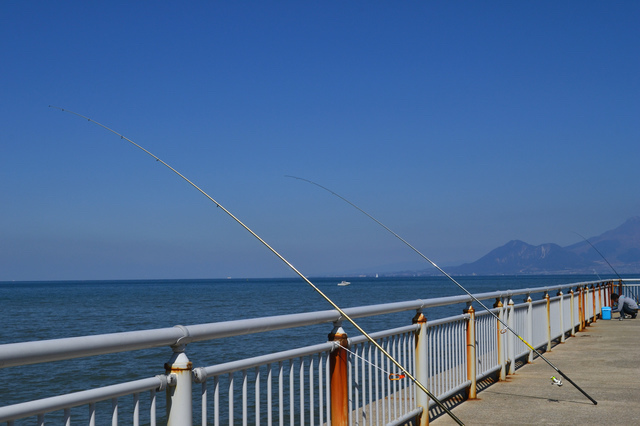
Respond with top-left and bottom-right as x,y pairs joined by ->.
0,275 -> 608,422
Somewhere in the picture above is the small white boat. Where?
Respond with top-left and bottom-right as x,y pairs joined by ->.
337,280 -> 351,286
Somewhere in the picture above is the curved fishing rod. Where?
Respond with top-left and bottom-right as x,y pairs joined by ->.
286,175 -> 598,405
50,106 -> 464,425
574,231 -> 624,282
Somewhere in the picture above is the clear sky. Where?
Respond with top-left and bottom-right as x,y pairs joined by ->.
2,1 -> 639,281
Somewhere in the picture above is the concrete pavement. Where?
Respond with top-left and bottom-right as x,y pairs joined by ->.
430,316 -> 640,425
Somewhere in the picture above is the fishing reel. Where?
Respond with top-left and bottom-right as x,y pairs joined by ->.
550,376 -> 563,386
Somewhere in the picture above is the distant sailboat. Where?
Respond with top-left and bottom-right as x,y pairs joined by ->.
337,280 -> 351,286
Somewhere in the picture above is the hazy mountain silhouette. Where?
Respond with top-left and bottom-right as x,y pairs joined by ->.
411,216 -> 640,276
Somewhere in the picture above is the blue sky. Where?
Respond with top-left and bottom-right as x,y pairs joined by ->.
1,1 -> 639,281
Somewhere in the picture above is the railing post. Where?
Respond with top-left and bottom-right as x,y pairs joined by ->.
591,284 -> 597,323
577,286 -> 585,331
507,297 -> 515,375
413,310 -> 430,425
463,303 -> 476,400
597,283 -> 603,317
569,288 -> 576,337
544,292 -> 552,352
493,298 -> 505,381
584,285 -> 591,325
525,294 -> 533,363
557,290 -> 565,343
329,322 -> 349,426
165,346 -> 193,426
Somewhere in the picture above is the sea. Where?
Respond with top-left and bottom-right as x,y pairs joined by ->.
0,274 -> 615,423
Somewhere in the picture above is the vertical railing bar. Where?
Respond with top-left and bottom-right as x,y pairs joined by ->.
433,325 -> 438,396
214,375 -> 220,426
383,337 -> 393,423
268,363 -> 273,426
444,323 -> 449,393
242,370 -> 249,426
361,343 -> 366,425
367,343 -> 373,426
406,332 -> 411,415
438,324 -> 444,395
366,342 -> 370,425
289,359 -> 294,426
278,361 -> 284,426
373,341 -> 384,424
242,369 -> 248,426
392,335 -> 398,421
361,343 -> 367,426
347,345 -> 353,426
453,323 -> 458,391
452,322 -> 457,391
133,392 -> 140,426
410,331 -> 416,410
229,372 -> 234,426
150,388 -> 157,426
354,344 -> 359,425
442,324 -> 447,395
267,364 -> 273,425
384,337 -> 390,424
448,324 -> 453,394
401,333 -> 407,416
89,402 -> 96,426
255,366 -> 261,426
309,356 -> 315,426
112,397 -> 118,426
37,414 -> 44,426
317,355 -> 323,426
428,325 -> 434,395
325,352 -> 331,426
463,319 -> 468,385
201,381 -> 207,426
64,408 -> 71,426
299,357 -> 305,426
397,334 -> 403,418
457,321 -> 461,387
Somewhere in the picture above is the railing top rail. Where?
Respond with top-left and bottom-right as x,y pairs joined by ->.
0,376 -> 163,423
194,341 -> 336,380
0,278 -> 620,369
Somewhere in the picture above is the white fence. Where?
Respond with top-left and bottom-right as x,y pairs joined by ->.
0,279 -> 629,425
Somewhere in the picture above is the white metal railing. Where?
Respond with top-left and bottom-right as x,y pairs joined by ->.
619,280 -> 640,303
0,279 -> 622,425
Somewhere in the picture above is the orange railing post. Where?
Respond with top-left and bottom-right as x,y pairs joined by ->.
328,323 -> 349,426
577,286 -> 585,331
464,303 -> 477,400
557,290 -> 566,343
597,283 -> 603,318
413,310 -> 430,426
544,292 -> 552,352
591,284 -> 597,323
493,298 -> 505,381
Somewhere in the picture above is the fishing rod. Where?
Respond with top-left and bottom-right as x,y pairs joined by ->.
286,175 -> 598,405
574,231 -> 631,304
50,106 -> 464,425
574,231 -> 624,282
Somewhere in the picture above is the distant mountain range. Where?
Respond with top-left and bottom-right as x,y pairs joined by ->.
400,216 -> 640,276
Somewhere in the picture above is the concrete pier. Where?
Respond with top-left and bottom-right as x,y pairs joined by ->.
431,317 -> 640,425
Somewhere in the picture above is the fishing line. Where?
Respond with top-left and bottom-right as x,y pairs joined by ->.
50,106 -> 464,425
286,175 -> 598,405
573,231 -> 624,282
340,344 -> 406,380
